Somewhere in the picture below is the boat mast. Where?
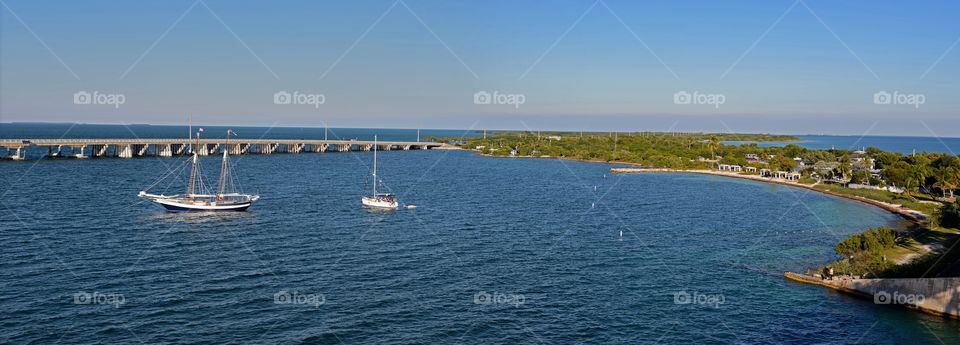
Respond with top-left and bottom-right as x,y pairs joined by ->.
217,130 -> 231,199
187,130 -> 200,197
372,135 -> 377,195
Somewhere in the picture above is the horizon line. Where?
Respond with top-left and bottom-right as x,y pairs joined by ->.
3,121 -> 960,139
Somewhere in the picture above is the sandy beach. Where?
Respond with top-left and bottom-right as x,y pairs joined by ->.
609,167 -> 926,222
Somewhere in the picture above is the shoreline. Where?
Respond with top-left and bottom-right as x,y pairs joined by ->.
468,148 -> 954,321
609,167 -> 925,223
475,152 -> 926,223
607,164 -> 959,319
784,272 -> 960,319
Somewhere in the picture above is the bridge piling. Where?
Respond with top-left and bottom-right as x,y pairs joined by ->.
0,138 -> 449,160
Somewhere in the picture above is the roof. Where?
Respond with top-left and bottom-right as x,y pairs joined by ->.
813,161 -> 840,170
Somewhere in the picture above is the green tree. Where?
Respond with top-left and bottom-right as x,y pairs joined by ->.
906,164 -> 930,196
931,156 -> 960,198
836,155 -> 853,182
937,199 -> 960,229
707,136 -> 721,162
883,161 -> 910,188
835,226 -> 897,257
851,170 -> 870,185
770,155 -> 798,172
874,151 -> 902,170
933,166 -> 958,198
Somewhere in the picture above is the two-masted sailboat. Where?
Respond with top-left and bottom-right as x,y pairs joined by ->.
139,129 -> 259,212
361,136 -> 399,209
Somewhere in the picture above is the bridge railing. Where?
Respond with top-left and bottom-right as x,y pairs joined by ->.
0,139 -> 440,145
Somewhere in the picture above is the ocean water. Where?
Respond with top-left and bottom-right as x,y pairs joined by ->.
2,142 -> 959,343
725,134 -> 960,154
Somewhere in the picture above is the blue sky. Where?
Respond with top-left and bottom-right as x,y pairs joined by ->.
1,0 -> 958,136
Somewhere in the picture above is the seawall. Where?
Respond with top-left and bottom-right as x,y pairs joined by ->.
785,272 -> 960,319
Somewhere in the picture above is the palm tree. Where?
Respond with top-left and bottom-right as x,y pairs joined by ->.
707,136 -> 720,168
952,166 -> 960,198
934,166 -> 959,198
906,164 -> 930,197
707,135 -> 720,159
837,155 -> 852,183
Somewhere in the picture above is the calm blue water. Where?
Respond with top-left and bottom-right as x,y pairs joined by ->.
726,134 -> 960,154
1,125 -> 959,343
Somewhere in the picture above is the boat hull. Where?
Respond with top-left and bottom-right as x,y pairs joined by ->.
362,197 -> 398,209
153,199 -> 253,212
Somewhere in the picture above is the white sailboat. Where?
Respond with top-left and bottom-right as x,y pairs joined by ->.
361,136 -> 398,209
139,129 -> 259,212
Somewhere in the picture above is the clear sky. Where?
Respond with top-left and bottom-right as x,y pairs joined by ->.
1,0 -> 957,136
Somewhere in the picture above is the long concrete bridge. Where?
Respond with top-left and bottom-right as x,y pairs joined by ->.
0,138 -> 451,160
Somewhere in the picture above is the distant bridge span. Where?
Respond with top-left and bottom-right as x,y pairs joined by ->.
0,138 -> 452,160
